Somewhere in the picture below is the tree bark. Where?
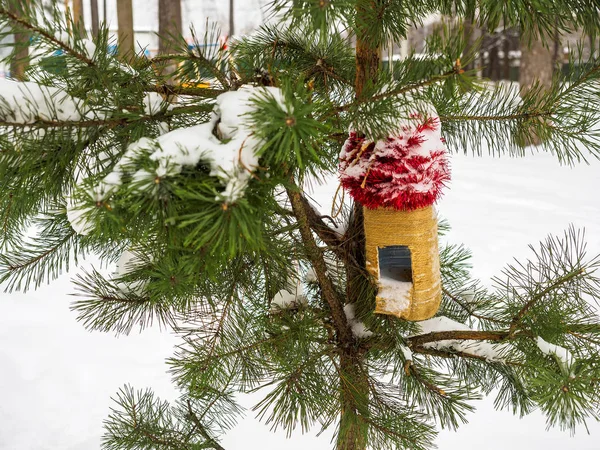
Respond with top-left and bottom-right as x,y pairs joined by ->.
90,0 -> 100,37
335,3 -> 383,449
229,0 -> 234,37
72,0 -> 84,26
158,0 -> 182,55
502,31 -> 511,81
519,33 -> 555,146
116,0 -> 134,60
462,20 -> 480,72
8,0 -> 28,80
336,353 -> 369,450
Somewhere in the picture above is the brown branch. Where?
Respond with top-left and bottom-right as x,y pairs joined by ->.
144,84 -> 225,98
98,295 -> 150,304
334,68 -> 460,114
406,363 -> 448,397
0,7 -> 95,67
508,268 -> 586,337
298,194 -> 344,259
192,336 -> 285,369
408,329 -> 511,348
186,400 -> 226,450
439,110 -> 554,123
411,345 -> 491,362
199,288 -> 235,371
286,182 -> 353,345
6,230 -> 75,272
0,104 -> 210,130
147,51 -> 231,90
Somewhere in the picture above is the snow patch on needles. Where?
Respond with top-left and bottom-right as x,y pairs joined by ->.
415,316 -> 507,362
271,286 -> 307,310
0,78 -> 87,123
100,84 -> 281,202
344,303 -> 373,339
536,336 -> 573,367
67,85 -> 285,235
114,249 -> 148,294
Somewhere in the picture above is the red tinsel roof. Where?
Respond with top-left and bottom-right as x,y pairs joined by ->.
339,115 -> 450,211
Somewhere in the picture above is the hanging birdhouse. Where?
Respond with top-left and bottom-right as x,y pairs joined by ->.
339,114 -> 450,321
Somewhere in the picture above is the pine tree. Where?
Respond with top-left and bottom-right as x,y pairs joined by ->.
1,1 -> 600,450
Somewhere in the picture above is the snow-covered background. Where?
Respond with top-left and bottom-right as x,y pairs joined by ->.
1,150 -> 599,450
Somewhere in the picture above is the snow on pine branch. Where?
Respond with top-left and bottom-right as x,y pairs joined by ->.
413,316 -> 508,362
344,303 -> 373,339
67,85 -> 285,235
0,78 -> 90,124
536,336 -> 573,368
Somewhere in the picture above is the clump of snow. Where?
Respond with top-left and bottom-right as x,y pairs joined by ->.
461,288 -> 477,304
339,111 -> 450,211
114,249 -> 148,294
344,303 -> 373,339
270,285 -> 306,310
100,84 -> 284,202
536,336 -> 573,367
400,344 -> 413,361
377,277 -> 412,315
0,78 -> 87,123
67,85 -> 286,235
143,92 -> 168,115
414,316 -> 507,362
305,267 -> 318,283
65,200 -> 96,235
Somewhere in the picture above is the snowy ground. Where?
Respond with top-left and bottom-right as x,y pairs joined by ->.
1,150 -> 599,450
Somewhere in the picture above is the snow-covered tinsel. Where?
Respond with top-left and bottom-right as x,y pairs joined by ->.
339,114 -> 450,211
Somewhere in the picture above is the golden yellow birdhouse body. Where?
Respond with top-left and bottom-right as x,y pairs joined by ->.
363,205 -> 441,321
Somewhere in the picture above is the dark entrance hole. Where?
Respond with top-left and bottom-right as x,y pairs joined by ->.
378,246 -> 412,282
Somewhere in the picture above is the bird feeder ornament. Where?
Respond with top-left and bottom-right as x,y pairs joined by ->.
339,113 -> 450,321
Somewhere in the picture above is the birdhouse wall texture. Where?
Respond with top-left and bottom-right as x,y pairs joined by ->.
364,205 -> 441,321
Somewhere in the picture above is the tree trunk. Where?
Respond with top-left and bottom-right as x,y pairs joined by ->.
336,353 -> 369,450
229,0 -> 234,37
519,34 -> 555,146
158,0 -> 182,55
462,20 -> 480,72
335,3 -> 382,449
502,31 -> 511,81
116,0 -> 134,60
489,35 -> 499,81
8,0 -> 28,80
72,0 -> 84,26
90,0 -> 100,37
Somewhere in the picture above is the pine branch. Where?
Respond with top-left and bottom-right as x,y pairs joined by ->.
334,66 -> 462,114
286,181 -> 353,345
508,268 -> 587,337
148,52 -> 231,90
144,84 -> 225,98
298,193 -> 344,258
0,6 -> 95,67
0,104 -> 210,129
408,329 -> 515,348
442,287 -> 508,325
185,400 -> 226,450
